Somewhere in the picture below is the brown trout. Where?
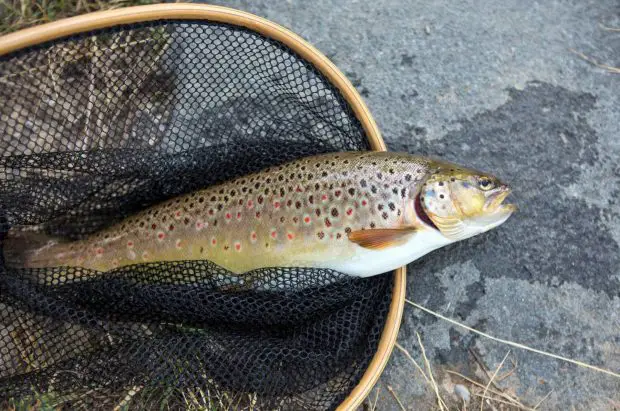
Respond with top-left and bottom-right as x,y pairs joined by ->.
5,152 -> 515,277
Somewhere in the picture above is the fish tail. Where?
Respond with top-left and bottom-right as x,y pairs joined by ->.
3,227 -> 69,268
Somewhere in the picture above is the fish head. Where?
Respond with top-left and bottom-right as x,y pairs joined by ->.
415,163 -> 516,241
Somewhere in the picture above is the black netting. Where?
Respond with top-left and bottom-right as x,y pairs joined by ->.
0,20 -> 393,410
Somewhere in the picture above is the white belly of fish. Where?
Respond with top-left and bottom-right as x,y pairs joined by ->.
323,229 -> 453,277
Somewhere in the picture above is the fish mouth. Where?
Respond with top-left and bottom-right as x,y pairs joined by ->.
485,185 -> 517,214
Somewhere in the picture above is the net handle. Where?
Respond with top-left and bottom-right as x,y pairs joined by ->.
0,4 -> 406,409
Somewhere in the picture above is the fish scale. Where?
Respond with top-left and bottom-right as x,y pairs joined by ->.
5,151 -> 515,278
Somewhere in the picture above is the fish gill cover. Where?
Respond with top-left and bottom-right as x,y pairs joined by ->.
0,21 -> 392,410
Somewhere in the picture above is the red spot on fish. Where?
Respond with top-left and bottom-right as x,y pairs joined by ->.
361,200 -> 368,206
175,210 -> 182,219
236,212 -> 242,220
271,230 -> 277,239
335,190 -> 341,197
274,201 -> 281,209
175,239 -> 183,249
303,216 -> 311,224
234,242 -> 241,251
255,211 -> 261,219
287,233 -> 294,240
346,208 -> 353,216
212,238 -> 217,245
325,218 -> 332,227
250,231 -> 257,242
225,212 -> 232,220
157,232 -> 165,240
96,247 -> 104,255
127,241 -> 134,248
247,200 -> 254,209
321,194 -> 328,202
196,221 -> 204,230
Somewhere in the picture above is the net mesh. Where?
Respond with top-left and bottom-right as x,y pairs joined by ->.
0,20 -> 393,410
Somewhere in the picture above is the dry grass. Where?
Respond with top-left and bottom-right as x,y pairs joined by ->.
0,0 -> 159,35
569,22 -> 620,74
406,299 -> 620,380
394,333 -> 545,411
390,298 -> 620,410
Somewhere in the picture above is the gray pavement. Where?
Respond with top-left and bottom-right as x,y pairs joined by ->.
202,1 -> 619,409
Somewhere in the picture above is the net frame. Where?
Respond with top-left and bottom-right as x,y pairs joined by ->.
0,4 -> 406,409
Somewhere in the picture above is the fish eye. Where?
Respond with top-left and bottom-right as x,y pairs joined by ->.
478,177 -> 495,190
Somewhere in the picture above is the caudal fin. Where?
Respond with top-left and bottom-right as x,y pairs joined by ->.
3,227 -> 66,268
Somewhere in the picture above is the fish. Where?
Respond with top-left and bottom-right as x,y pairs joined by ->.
4,151 -> 516,278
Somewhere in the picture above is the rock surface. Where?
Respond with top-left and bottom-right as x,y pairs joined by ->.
203,1 -> 619,408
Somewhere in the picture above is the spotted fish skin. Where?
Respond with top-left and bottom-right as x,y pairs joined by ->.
5,152 -> 515,277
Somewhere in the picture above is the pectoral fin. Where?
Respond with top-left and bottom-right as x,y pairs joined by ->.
430,215 -> 468,240
348,227 -> 418,250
